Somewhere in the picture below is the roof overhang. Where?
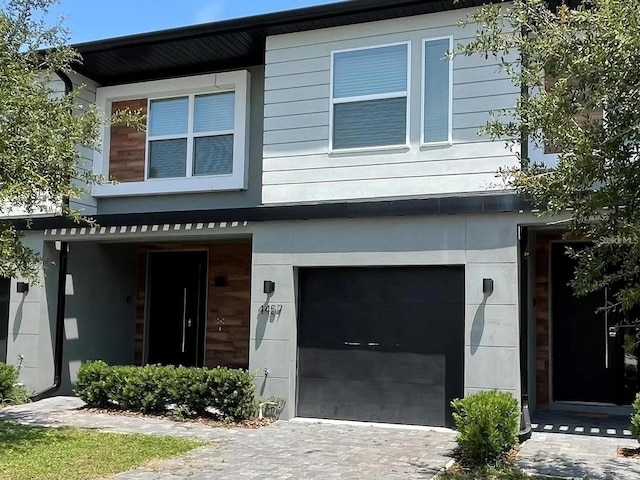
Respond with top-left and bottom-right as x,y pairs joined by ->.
72,0 -> 499,85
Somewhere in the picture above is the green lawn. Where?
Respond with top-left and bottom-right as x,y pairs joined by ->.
440,465 -> 565,480
0,420 -> 204,480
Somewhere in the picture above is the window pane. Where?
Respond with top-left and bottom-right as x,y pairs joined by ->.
334,44 -> 408,98
149,97 -> 188,136
148,138 -> 187,178
193,135 -> 233,176
333,97 -> 406,149
424,39 -> 451,143
194,92 -> 235,133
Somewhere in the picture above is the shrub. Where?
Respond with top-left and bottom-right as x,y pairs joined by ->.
0,363 -> 18,400
451,390 -> 520,466
0,363 -> 30,405
631,392 -> 640,442
75,362 -> 256,421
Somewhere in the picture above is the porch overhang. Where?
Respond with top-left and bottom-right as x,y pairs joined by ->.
42,221 -> 250,239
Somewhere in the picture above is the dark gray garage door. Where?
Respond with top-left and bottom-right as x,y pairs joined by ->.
297,267 -> 464,427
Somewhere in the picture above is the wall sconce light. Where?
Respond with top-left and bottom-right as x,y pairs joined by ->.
263,280 -> 276,295
482,278 -> 494,295
16,281 -> 29,294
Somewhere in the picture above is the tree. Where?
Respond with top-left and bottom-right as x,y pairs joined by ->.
457,0 -> 640,320
0,0 -> 141,280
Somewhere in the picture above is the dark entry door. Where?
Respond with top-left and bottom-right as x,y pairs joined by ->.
147,251 -> 207,367
297,267 -> 464,427
0,277 -> 9,363
551,243 -> 639,405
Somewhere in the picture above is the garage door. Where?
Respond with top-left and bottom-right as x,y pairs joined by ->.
297,267 -> 464,427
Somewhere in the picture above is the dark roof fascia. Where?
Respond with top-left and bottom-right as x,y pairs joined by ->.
73,0 -> 450,54
71,0 -> 499,85
11,193 -> 531,232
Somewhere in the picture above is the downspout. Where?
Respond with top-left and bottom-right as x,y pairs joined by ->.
31,70 -> 72,401
518,37 -> 532,441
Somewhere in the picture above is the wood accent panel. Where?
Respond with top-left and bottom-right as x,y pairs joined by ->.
133,242 -> 251,369
205,243 -> 252,369
534,233 -> 563,407
109,99 -> 147,182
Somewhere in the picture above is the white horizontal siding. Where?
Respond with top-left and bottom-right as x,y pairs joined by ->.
69,73 -> 98,215
263,5 -> 518,204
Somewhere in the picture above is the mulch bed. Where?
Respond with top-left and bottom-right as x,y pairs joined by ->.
617,446 -> 640,459
447,446 -> 521,473
80,407 -> 274,429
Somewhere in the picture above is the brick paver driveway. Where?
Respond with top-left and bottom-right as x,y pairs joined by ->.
0,397 -> 456,480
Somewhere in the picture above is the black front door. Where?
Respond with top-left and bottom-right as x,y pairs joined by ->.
0,277 -> 9,363
551,242 -> 639,405
147,251 -> 207,367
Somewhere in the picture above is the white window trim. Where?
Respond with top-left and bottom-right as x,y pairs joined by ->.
328,41 -> 411,154
92,70 -> 250,197
420,36 -> 454,147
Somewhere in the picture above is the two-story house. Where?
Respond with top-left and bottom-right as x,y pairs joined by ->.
2,0 -> 636,427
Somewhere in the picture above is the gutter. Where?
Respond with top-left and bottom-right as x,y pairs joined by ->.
31,70 -> 72,401
518,36 -> 533,441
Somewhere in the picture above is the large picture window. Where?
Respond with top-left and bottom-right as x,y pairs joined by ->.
330,43 -> 409,151
147,92 -> 235,179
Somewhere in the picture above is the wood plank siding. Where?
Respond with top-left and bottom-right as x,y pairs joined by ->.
109,99 -> 147,183
134,242 -> 251,369
534,233 -> 562,407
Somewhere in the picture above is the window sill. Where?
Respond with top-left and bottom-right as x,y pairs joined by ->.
420,141 -> 453,150
92,176 -> 245,197
328,144 -> 410,157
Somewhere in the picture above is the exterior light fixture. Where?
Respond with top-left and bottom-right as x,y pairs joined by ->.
482,278 -> 494,295
263,280 -> 276,295
16,281 -> 29,294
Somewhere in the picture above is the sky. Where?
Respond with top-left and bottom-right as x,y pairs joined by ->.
49,0 -> 343,44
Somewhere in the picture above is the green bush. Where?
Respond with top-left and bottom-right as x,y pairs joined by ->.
631,392 -> 640,442
0,363 -> 30,405
451,390 -> 520,467
0,363 -> 18,400
75,362 -> 256,421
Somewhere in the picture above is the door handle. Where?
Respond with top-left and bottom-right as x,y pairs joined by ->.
181,288 -> 187,354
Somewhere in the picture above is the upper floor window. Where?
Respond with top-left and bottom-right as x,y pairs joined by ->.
93,70 -> 250,197
148,92 -> 235,179
422,37 -> 452,145
330,43 -> 409,151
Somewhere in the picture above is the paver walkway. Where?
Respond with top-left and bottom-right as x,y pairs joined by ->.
517,412 -> 640,480
0,397 -> 456,480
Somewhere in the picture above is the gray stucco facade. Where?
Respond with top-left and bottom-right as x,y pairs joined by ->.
5,210 -> 528,421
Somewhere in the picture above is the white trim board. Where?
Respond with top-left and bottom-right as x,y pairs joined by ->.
93,70 -> 251,197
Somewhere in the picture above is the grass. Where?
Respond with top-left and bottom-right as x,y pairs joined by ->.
439,465 -> 565,480
0,420 -> 204,480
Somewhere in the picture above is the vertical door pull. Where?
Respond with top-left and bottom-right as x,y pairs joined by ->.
181,288 -> 187,353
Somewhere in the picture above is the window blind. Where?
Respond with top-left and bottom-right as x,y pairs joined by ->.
148,97 -> 189,137
424,38 -> 451,143
194,92 -> 235,133
332,44 -> 408,149
333,44 -> 408,99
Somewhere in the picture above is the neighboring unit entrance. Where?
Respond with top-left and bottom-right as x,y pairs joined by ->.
147,251 -> 207,367
0,277 -> 9,363
551,242 -> 639,405
297,267 -> 464,427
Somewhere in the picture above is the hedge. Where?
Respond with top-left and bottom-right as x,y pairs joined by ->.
75,361 -> 256,421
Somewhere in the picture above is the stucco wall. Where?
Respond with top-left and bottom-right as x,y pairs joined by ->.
249,213 -> 523,419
